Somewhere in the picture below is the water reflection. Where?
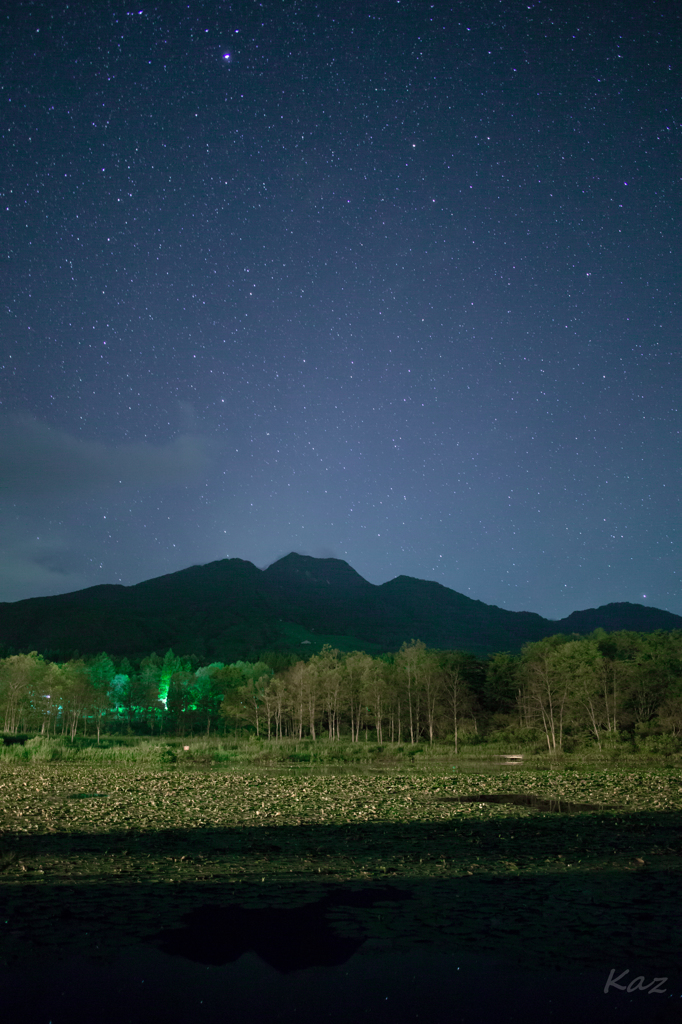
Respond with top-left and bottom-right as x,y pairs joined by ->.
152,886 -> 410,971
4,939 -> 679,1024
179,758 -> 527,776
2,870 -> 680,1022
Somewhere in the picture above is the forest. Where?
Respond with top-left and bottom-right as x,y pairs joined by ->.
1,630 -> 681,755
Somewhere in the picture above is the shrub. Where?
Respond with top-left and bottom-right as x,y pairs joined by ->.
640,734 -> 681,756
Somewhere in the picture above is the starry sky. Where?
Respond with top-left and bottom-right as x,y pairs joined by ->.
1,0 -> 680,619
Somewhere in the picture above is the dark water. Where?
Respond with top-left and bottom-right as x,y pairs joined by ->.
2,942 -> 679,1024
152,886 -> 412,971
1,879 -> 679,1024
179,758 -> 529,777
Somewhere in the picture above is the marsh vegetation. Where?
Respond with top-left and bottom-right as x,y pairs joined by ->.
1,758 -> 681,972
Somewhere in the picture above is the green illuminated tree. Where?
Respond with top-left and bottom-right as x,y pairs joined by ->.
139,654 -> 164,734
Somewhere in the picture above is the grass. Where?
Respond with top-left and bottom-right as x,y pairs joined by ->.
0,734 -> 474,764
3,732 -> 680,766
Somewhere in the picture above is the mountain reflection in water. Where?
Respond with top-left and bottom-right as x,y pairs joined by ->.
151,887 -> 411,972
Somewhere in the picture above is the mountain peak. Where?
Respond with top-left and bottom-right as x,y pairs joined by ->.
263,552 -> 372,590
556,602 -> 682,633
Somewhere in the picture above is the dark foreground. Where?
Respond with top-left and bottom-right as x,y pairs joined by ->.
1,763 -> 680,1023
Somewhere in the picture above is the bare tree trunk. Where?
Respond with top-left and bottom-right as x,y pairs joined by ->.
585,698 -> 602,749
308,690 -> 316,740
408,676 -> 415,744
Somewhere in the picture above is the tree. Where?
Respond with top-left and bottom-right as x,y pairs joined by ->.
192,667 -> 227,736
421,649 -> 444,745
0,653 -> 46,733
658,692 -> 682,737
217,665 -> 250,736
624,632 -> 679,726
313,646 -> 343,740
381,658 -> 403,743
344,651 -> 374,742
159,650 -> 183,707
139,655 -> 163,734
59,660 -> 93,740
518,637 -> 572,753
245,676 -> 271,737
259,674 -> 289,740
85,653 -> 116,741
258,651 -> 298,674
36,661 -> 62,736
90,685 -> 111,744
86,653 -> 116,691
395,640 -> 428,744
362,656 -> 388,744
166,668 -> 194,735
596,646 -> 626,735
108,669 -> 133,727
276,661 -> 303,740
484,652 -> 519,716
557,639 -> 605,748
439,651 -> 476,754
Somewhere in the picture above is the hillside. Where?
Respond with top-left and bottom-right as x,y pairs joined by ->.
0,552 -> 680,661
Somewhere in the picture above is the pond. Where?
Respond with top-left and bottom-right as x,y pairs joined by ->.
1,760 -> 680,1022
176,757 -> 530,776
1,880 -> 679,1024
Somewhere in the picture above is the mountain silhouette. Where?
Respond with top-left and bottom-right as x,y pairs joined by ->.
0,552 -> 680,660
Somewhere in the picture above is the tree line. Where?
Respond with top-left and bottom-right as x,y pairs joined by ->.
1,630 -> 681,752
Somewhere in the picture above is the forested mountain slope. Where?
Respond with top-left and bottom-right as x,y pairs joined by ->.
0,552 -> 680,661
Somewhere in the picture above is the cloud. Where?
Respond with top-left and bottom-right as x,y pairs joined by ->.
0,415 -> 211,498
0,534 -> 89,603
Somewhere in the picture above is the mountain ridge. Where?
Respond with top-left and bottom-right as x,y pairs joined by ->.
0,552 -> 679,661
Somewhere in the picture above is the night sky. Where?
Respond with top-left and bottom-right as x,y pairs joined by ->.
1,0 -> 679,620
